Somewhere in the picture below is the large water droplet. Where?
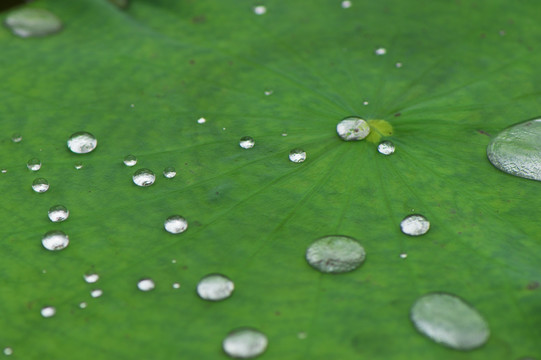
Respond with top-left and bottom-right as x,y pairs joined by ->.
163,167 -> 176,179
239,136 -> 255,149
11,133 -> 22,143
400,215 -> 430,236
410,292 -> 490,350
48,205 -> 69,222
164,215 -> 188,234
487,118 -> 541,181
3,347 -> 13,356
288,149 -> 306,163
90,289 -> 103,298
67,132 -> 97,154
41,306 -> 56,318
223,328 -> 268,359
377,140 -> 395,155
336,116 -> 371,141
197,274 -> 235,301
305,235 -> 366,273
27,158 -> 41,171
133,168 -> 155,187
4,8 -> 62,38
123,154 -> 137,167
137,278 -> 155,291
197,117 -> 206,124
42,230 -> 69,251
84,273 -> 99,283
32,178 -> 49,193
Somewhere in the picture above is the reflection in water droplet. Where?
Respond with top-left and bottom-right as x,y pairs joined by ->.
163,167 -> 176,179
172,282 -> 180,289
41,306 -> 56,318
410,292 -> 490,350
11,133 -> 22,143
289,149 -> 306,163
400,215 -> 430,236
67,132 -> 97,154
123,154 -> 137,167
239,136 -> 255,149
377,140 -> 395,155
197,117 -> 206,124
84,273 -> 99,283
74,162 -> 83,170
79,302 -> 87,309
375,47 -> 387,55
32,178 -> 49,193
337,116 -> 370,141
48,205 -> 69,222
306,235 -> 366,273
90,289 -> 103,298
197,274 -> 235,301
27,158 -> 41,171
223,328 -> 268,359
133,168 -> 155,187
42,230 -> 69,251
3,347 -> 13,356
4,8 -> 62,38
137,278 -> 155,291
164,215 -> 188,234
253,5 -> 267,15
487,118 -> 541,181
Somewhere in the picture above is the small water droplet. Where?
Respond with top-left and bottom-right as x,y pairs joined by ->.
4,8 -> 62,38
84,273 -> 99,283
264,90 -> 273,96
395,62 -> 403,68
163,167 -> 176,178
32,178 -> 49,193
1,169 -> 7,174
123,154 -> 137,167
223,328 -> 268,358
27,158 -> 41,171
132,168 -> 155,187
288,149 -> 306,163
377,140 -> 395,155
337,116 -> 371,141
40,306 -> 56,318
42,230 -> 69,251
281,133 -> 288,137
297,332 -> 307,339
400,253 -> 408,259
197,274 -> 235,301
67,132 -> 97,154
164,215 -> 188,234
48,205 -> 69,222
253,5 -> 267,15
410,292 -> 490,350
375,47 -> 387,55
306,235 -> 366,273
74,162 -> 83,170
79,302 -> 87,309
172,282 -> 180,289
400,215 -> 430,236
90,289 -> 103,298
137,278 -> 155,291
197,117 -> 206,124
11,133 -> 22,143
341,1 -> 352,8
171,259 -> 177,264
3,347 -> 13,356
239,136 -> 255,149
130,103 -> 135,108
363,101 -> 369,105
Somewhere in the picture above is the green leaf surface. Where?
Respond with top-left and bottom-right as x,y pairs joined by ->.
1,0 -> 540,359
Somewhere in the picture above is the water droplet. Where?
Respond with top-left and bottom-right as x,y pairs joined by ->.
3,347 -> 13,356
297,332 -> 308,339
223,328 -> 268,359
487,118 -> 541,181
400,253 -> 408,259
239,136 -> 255,149
4,8 -> 62,38
32,178 -> 49,193
137,278 -> 155,291
90,289 -> 103,298
281,133 -> 288,137
363,101 -> 369,105
197,117 -> 206,124
1,169 -> 7,174
42,230 -> 69,251
171,259 -> 177,264
132,168 -> 155,187
74,162 -> 83,170
27,158 -> 41,171
264,90 -> 273,96
306,235 -> 366,273
337,116 -> 371,141
410,292 -> 490,350
163,167 -> 176,178
341,1 -> 352,8
40,306 -> 56,318
164,215 -> 188,234
48,205 -> 69,222
253,5 -> 267,15
377,140 -> 395,155
395,62 -> 403,68
123,154 -> 137,167
375,47 -> 387,55
79,302 -> 87,309
67,132 -> 97,154
400,215 -> 430,236
197,274 -> 235,301
11,133 -> 22,143
84,273 -> 99,283
288,149 -> 306,163
172,282 -> 180,289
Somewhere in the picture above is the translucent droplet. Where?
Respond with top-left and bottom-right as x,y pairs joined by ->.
4,8 -> 62,38
341,1 -> 352,8
172,282 -> 180,289
410,292 -> 490,350
253,5 -> 267,15
400,215 -> 430,236
1,169 -> 7,174
197,274 -> 235,301
163,167 -> 176,179
395,62 -> 403,68
74,162 -> 83,170
487,118 -> 541,181
132,168 -> 155,187
297,332 -> 307,339
306,235 -> 366,273
337,116 -> 371,141
27,158 -> 41,171
164,215 -> 188,234
11,133 -> 22,143
197,117 -> 206,124
108,0 -> 129,9
42,230 -> 69,251
264,90 -> 273,96
3,347 -> 13,356
137,278 -> 155,291
123,154 -> 137,167
79,302 -> 87,309
377,140 -> 395,155
48,205 -> 69,222
40,306 -> 56,318
90,289 -> 103,298
375,47 -> 387,55
67,132 -> 97,154
84,273 -> 99,283
239,136 -> 255,149
281,133 -> 288,137
400,253 -> 408,259
223,328 -> 268,359
363,101 -> 369,105
288,149 -> 306,163
32,178 -> 49,193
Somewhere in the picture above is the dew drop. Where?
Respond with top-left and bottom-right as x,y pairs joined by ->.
400,253 -> 408,259
11,133 -> 22,143
306,235 -> 366,273
341,1 -> 352,8
400,214 -> 430,236
1,169 -> 7,174
281,133 -> 288,137
79,302 -> 87,309
27,158 -> 41,171
123,154 -> 137,167
395,62 -> 403,68
42,230 -> 69,251
67,132 -> 97,154
239,136 -> 255,149
375,47 -> 387,55
137,278 -> 155,291
163,167 -> 176,179
172,282 -> 180,289
223,328 -> 268,359
253,5 -> 267,15
288,149 -> 306,163
197,274 -> 235,301
410,292 -> 490,350
164,215 -> 188,234
90,289 -> 103,298
363,101 -> 369,105
74,162 -> 83,170
264,90 -> 273,96
48,205 -> 69,222
197,117 -> 206,124
377,140 -> 395,155
132,168 -> 155,187
487,118 -> 541,181
297,332 -> 307,339
337,116 -> 371,141
4,8 -> 62,38
32,178 -> 49,193
84,273 -> 99,283
3,347 -> 13,356
40,306 -> 56,318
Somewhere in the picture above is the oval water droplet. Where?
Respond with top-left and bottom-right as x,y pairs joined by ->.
197,274 -> 235,301
239,136 -> 255,149
79,302 -> 87,309
40,306 -> 56,318
1,169 -> 7,174
163,166 -> 176,179
487,118 -> 541,181
305,235 -> 366,273
90,289 -> 103,298
253,5 -> 267,15
375,47 -> 387,55
4,8 -> 62,38
3,347 -> 13,356
377,140 -> 395,155
197,117 -> 206,124
132,168 -> 155,187
11,133 -> 22,143
164,215 -> 188,234
67,132 -> 97,154
27,158 -> 41,171
223,328 -> 268,359
410,292 -> 490,350
32,178 -> 49,193
84,273 -> 99,283
337,116 -> 371,141
123,154 -> 137,167
400,253 -> 408,259
400,214 -> 430,236
137,278 -> 155,291
172,282 -> 180,289
288,149 -> 306,163
48,205 -> 69,222
42,230 -> 69,251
